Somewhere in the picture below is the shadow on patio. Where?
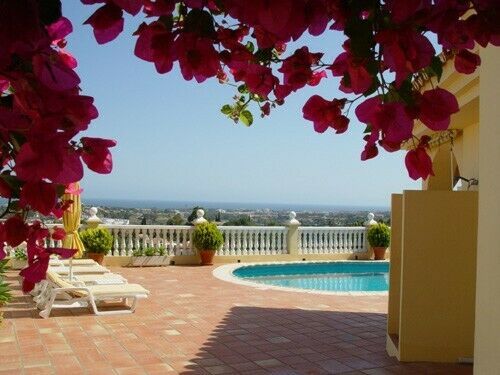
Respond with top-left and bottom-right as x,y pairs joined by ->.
184,306 -> 473,374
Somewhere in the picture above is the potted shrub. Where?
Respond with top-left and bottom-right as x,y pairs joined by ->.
367,223 -> 391,260
192,222 -> 223,266
80,227 -> 113,265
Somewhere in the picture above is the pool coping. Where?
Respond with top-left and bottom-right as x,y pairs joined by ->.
212,260 -> 389,296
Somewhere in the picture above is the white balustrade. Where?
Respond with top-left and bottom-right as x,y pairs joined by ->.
298,227 -> 367,254
104,225 -> 193,256
218,226 -> 287,256
4,220 -> 372,260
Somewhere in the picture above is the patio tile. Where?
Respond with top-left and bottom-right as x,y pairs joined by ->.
2,267 -> 473,374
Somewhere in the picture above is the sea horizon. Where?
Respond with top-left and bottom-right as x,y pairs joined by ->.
80,198 -> 390,213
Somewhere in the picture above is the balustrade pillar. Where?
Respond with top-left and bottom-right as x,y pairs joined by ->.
285,211 -> 300,256
364,212 -> 378,255
86,207 -> 102,228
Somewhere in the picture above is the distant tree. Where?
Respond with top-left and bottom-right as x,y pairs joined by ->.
265,220 -> 279,227
223,215 -> 254,226
167,213 -> 185,226
141,216 -> 147,225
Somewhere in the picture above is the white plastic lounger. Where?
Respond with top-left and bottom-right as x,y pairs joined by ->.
49,258 -> 97,267
38,272 -> 149,318
33,272 -> 126,304
69,273 -> 127,285
48,264 -> 109,275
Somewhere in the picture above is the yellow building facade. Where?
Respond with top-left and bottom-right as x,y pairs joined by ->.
387,46 -> 499,373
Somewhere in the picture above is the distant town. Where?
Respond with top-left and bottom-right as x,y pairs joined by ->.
79,205 -> 391,227
0,200 -> 390,227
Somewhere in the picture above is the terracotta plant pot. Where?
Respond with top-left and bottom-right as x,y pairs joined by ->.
373,247 -> 387,260
199,250 -> 215,265
86,252 -> 105,265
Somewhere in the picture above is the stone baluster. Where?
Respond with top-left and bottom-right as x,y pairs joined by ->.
242,230 -> 248,255
270,230 -> 276,254
120,228 -> 127,254
126,229 -> 133,255
247,230 -> 254,255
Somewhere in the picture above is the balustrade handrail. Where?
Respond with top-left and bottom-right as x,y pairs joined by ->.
219,226 -> 287,230
299,226 -> 365,230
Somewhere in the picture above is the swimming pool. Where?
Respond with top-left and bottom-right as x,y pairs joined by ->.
232,262 -> 389,292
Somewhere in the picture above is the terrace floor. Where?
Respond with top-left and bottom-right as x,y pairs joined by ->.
1,266 -> 472,374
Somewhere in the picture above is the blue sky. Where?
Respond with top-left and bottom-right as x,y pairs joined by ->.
63,2 -> 419,208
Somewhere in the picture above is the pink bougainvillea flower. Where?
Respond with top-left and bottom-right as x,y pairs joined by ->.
174,33 -> 220,83
20,181 -> 58,216
81,137 -> 117,174
4,216 -> 29,247
418,88 -> 459,131
261,102 -> 271,117
65,182 -> 83,195
454,50 -> 481,74
377,29 -> 435,86
134,21 -> 176,74
308,70 -> 327,86
112,0 -> 143,15
51,227 -> 66,241
47,17 -> 73,42
303,95 -> 349,134
32,51 -> 80,91
84,3 -> 124,44
0,77 -> 9,92
355,96 -> 413,144
278,47 -> 323,91
241,63 -> 278,99
330,51 -> 373,94
361,141 -> 379,161
14,143 -> 61,182
405,136 -> 434,180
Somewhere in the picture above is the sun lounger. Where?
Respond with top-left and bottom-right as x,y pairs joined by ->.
48,264 -> 109,275
38,272 -> 149,318
68,273 -> 127,285
33,271 -> 126,304
49,258 -> 97,267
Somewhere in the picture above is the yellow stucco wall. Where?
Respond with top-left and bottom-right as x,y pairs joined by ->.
387,194 -> 402,337
397,190 -> 477,362
474,46 -> 500,374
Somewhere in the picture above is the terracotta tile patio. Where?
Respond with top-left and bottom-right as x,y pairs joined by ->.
1,266 -> 472,374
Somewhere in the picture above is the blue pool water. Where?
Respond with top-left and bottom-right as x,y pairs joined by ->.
233,262 -> 389,292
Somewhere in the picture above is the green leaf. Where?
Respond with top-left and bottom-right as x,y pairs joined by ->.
220,104 -> 232,115
237,84 -> 248,94
239,110 -> 253,126
430,56 -> 443,82
245,41 -> 255,53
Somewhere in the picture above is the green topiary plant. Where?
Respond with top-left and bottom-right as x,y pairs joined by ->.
132,248 -> 144,257
157,247 -> 166,256
144,247 -> 156,256
192,222 -> 224,252
367,223 -> 391,248
80,227 -> 113,255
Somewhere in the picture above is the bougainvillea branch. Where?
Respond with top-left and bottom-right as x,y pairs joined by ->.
0,0 -> 116,291
0,0 -> 498,290
82,0 -> 498,180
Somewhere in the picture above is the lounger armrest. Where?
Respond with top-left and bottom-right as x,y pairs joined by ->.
52,286 -> 91,293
